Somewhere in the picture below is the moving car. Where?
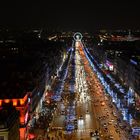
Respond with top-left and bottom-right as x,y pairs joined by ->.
79,115 -> 83,119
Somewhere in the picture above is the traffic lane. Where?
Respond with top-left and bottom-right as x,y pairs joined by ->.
74,95 -> 97,139
79,97 -> 96,129
90,87 -> 125,140
83,68 -> 121,139
77,45 -> 102,138
90,93 -> 120,139
89,81 -> 117,129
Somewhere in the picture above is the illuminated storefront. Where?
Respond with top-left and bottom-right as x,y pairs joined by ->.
105,60 -> 114,71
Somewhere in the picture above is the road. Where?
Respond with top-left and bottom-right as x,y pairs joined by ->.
76,41 -> 128,140
36,41 -> 130,140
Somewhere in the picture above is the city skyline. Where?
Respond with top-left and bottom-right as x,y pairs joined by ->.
0,27 -> 140,139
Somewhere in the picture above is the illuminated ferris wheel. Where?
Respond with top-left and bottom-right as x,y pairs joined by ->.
73,32 -> 83,41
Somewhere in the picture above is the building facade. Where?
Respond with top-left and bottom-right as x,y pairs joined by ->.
0,107 -> 20,140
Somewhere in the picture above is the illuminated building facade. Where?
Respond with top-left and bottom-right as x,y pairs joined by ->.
0,93 -> 30,140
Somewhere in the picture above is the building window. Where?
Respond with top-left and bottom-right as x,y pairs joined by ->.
0,136 -> 4,140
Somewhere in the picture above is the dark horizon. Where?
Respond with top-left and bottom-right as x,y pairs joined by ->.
0,1 -> 139,31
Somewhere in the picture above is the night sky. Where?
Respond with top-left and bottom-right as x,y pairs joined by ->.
0,1 -> 139,31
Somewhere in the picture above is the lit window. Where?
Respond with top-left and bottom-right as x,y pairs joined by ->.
4,99 -> 10,103
0,100 -> 2,106
13,100 -> 17,106
20,99 -> 24,105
